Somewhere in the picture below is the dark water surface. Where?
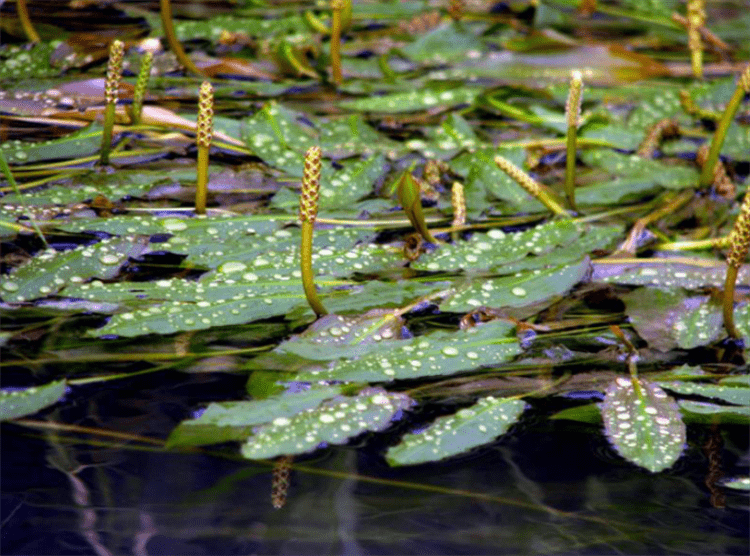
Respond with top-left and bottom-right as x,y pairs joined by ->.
2,372 -> 748,555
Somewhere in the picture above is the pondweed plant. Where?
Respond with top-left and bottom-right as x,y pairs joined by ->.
564,70 -> 583,211
299,145 -> 328,318
494,155 -> 570,217
159,0 -> 203,76
329,0 -> 346,85
99,39 -> 124,166
195,81 -> 214,215
129,52 -> 153,125
724,191 -> 750,338
1,1 -> 749,528
699,64 -> 750,188
686,0 -> 705,79
15,0 -> 40,43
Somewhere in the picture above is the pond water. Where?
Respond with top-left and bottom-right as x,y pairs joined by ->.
2,371 -> 747,555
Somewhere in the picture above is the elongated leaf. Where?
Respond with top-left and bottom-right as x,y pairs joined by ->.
440,258 -> 590,313
2,237 -> 149,303
662,381 -> 750,406
0,123 -> 104,165
721,477 -> 750,491
601,377 -> 686,473
340,87 -> 479,113
594,260 -> 750,289
241,387 -> 414,459
387,396 -> 527,466
678,400 -> 750,425
167,384 -> 344,448
0,381 -> 67,421
295,320 -> 521,382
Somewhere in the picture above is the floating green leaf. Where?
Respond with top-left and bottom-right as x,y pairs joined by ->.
601,376 -> 686,473
241,387 -> 414,459
0,380 -> 67,421
662,380 -> 750,406
595,261 -> 750,290
340,87 -> 479,113
440,258 -> 590,313
167,384 -> 344,448
296,320 -> 521,383
0,123 -> 104,165
2,237 -> 149,303
387,396 -> 527,466
678,400 -> 750,425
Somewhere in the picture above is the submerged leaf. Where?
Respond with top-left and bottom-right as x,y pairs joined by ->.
241,387 -> 414,459
601,376 -> 686,473
0,381 -> 67,421
387,396 -> 527,466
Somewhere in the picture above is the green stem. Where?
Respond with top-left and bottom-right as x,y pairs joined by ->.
160,0 -> 204,76
195,145 -> 209,214
99,102 -> 116,165
699,65 -> 750,187
0,149 -> 48,247
564,71 -> 583,211
723,265 -> 740,338
330,0 -> 343,85
301,220 -> 328,317
16,0 -> 40,42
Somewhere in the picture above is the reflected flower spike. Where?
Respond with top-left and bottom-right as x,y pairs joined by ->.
724,191 -> 750,338
493,155 -> 570,217
100,39 -> 124,166
564,70 -> 583,211
272,455 -> 293,509
195,81 -> 214,215
299,146 -> 328,317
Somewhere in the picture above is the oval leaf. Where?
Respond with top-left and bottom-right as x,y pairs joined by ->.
241,387 -> 414,459
387,396 -> 527,466
0,381 -> 67,421
601,377 -> 686,473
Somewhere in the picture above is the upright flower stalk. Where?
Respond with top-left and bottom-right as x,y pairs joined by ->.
271,455 -> 293,509
100,39 -> 124,166
451,181 -> 465,242
129,51 -> 153,125
564,70 -> 583,211
687,0 -> 705,79
160,0 -> 203,76
494,155 -> 570,217
699,64 -> 750,188
723,191 -> 750,339
299,146 -> 328,317
195,81 -> 214,215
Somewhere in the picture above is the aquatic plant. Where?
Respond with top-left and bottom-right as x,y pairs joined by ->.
299,145 -> 328,318
564,70 -> 583,211
724,190 -> 750,338
195,81 -> 214,215
99,39 -> 124,166
129,52 -> 153,125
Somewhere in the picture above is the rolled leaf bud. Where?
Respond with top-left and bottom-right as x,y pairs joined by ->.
300,146 -> 322,223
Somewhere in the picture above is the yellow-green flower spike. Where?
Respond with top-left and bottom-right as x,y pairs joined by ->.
687,0 -> 705,79
299,146 -> 327,317
494,155 -> 570,217
100,39 -> 125,166
724,191 -> 750,338
564,70 -> 583,211
699,64 -> 750,188
130,51 -> 153,125
451,181 -> 466,242
195,81 -> 214,215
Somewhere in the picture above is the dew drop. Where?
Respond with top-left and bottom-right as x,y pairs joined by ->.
511,287 -> 527,297
98,253 -> 120,265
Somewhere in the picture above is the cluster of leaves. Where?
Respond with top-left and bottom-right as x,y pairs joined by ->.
1,0 -> 749,478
